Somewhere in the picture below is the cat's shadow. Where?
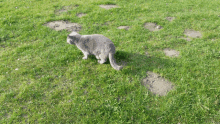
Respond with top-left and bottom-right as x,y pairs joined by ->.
82,50 -> 179,75
86,50 -> 129,66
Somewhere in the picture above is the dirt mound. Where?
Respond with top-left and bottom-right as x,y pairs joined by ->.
184,29 -> 202,38
164,48 -> 180,57
44,21 -> 82,32
55,5 -> 78,15
76,13 -> 86,18
180,37 -> 192,41
144,23 -> 163,31
117,26 -> 130,30
166,17 -> 175,22
99,5 -> 119,9
142,71 -> 174,96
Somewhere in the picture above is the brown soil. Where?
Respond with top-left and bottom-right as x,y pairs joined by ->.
44,21 -> 82,32
164,48 -> 180,57
76,13 -> 87,18
166,17 -> 175,22
142,71 -> 174,96
184,29 -> 202,38
99,5 -> 119,9
55,5 -> 78,15
117,26 -> 130,30
180,37 -> 192,41
144,23 -> 163,31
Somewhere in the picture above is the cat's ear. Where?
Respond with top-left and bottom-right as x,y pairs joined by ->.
74,34 -> 82,41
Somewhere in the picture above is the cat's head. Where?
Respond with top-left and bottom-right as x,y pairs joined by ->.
67,31 -> 81,45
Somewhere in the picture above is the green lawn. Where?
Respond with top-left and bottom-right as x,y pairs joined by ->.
0,0 -> 220,123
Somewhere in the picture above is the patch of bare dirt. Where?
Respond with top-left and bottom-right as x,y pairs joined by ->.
164,48 -> 180,57
142,71 -> 174,96
93,21 -> 111,27
144,23 -> 163,31
166,17 -> 175,22
117,26 -> 130,30
184,29 -> 202,38
104,21 -> 111,25
99,5 -> 119,10
76,13 -> 86,18
145,52 -> 149,56
55,5 -> 78,15
180,37 -> 192,41
44,21 -> 82,32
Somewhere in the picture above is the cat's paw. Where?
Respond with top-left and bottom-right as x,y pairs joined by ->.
98,60 -> 105,64
98,60 -> 103,64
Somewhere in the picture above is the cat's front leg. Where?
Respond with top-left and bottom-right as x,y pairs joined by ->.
95,55 -> 100,59
82,52 -> 89,59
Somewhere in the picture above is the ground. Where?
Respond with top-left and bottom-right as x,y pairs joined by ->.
43,4 -> 204,96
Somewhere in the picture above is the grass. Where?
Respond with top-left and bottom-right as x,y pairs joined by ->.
0,0 -> 220,123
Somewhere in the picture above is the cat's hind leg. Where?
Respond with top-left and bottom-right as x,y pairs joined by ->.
98,53 -> 108,64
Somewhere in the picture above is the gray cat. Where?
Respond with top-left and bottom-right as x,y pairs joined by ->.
67,31 -> 123,70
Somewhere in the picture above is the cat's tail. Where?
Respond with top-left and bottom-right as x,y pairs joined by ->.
109,53 -> 123,71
